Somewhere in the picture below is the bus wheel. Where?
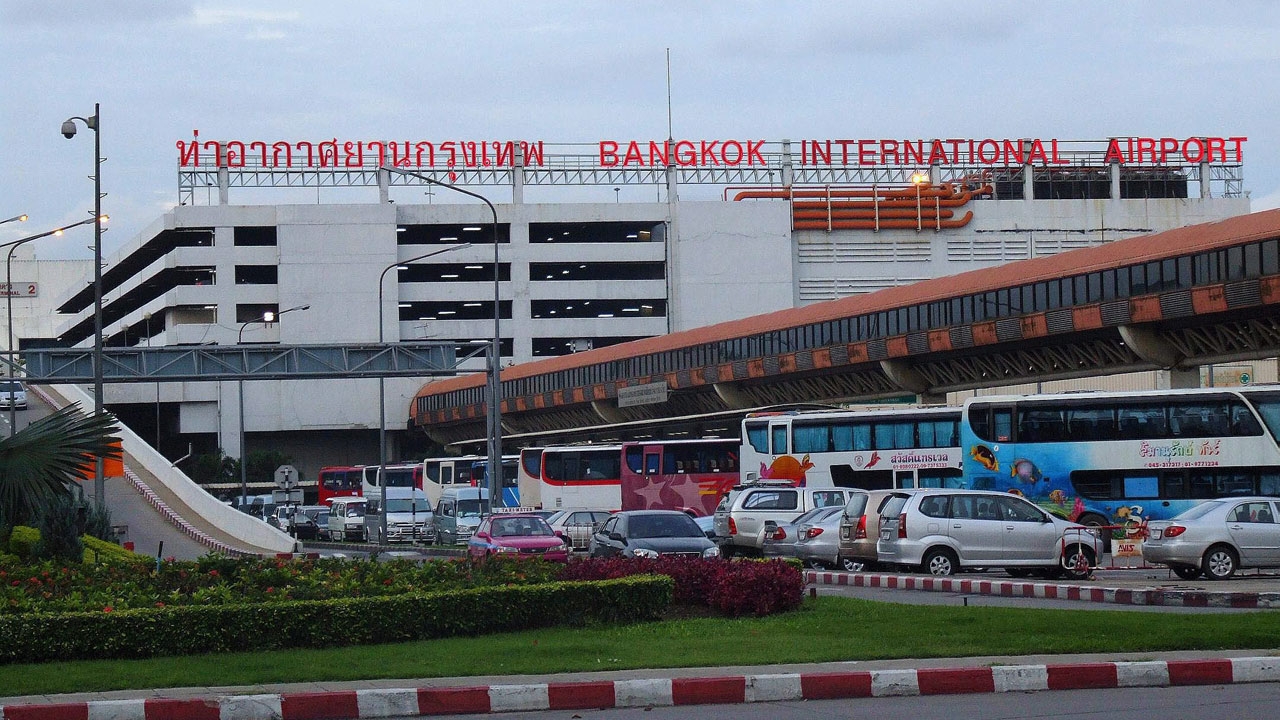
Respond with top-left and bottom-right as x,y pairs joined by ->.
922,548 -> 957,576
1077,513 -> 1111,553
1202,545 -> 1238,580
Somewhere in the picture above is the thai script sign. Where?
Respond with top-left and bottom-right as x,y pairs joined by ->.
177,133 -> 1246,170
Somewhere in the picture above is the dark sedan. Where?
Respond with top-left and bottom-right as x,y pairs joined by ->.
589,510 -> 721,559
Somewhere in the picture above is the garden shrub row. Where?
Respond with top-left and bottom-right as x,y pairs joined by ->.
558,557 -> 804,617
0,574 -> 672,664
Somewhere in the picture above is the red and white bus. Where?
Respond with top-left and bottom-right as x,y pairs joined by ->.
537,444 -> 623,510
317,465 -> 363,506
620,439 -> 740,516
516,447 -> 545,509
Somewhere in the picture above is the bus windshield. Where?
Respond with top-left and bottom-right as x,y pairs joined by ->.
1247,392 -> 1280,444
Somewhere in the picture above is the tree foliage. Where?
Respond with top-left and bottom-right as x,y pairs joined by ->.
0,404 -> 120,529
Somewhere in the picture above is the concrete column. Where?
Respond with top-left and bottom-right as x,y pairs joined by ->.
665,139 -> 678,202
1110,159 -> 1121,200
217,166 -> 230,205
929,161 -> 942,186
1165,368 -> 1201,389
378,167 -> 390,204
1022,139 -> 1035,200
780,140 -> 794,188
1200,158 -> 1212,198
513,144 -> 525,205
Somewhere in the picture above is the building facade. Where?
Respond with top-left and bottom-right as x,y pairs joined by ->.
47,135 -> 1251,483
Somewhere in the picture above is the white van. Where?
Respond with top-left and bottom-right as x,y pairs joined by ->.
434,487 -> 490,545
327,496 -> 369,542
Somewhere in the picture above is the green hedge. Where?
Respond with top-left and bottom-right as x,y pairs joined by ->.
0,575 -> 673,664
7,527 -> 39,559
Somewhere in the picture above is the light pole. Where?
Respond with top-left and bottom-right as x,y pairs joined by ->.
1,214 -> 28,226
3,215 -> 106,436
62,104 -> 105,504
381,166 -> 503,510
237,305 -> 309,507
376,244 -> 470,541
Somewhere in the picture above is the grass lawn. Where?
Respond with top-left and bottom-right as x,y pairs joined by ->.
4,595 -> 1280,697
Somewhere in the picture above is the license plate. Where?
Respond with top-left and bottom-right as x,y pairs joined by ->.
880,529 -> 891,540
1151,528 -> 1162,540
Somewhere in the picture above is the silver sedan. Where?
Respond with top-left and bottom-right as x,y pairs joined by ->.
795,506 -> 856,570
1143,497 -> 1280,580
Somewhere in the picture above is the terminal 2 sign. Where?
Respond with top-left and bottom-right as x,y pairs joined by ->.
177,133 -> 1246,171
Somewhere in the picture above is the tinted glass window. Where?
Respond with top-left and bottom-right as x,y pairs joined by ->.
743,490 -> 798,511
917,495 -> 950,518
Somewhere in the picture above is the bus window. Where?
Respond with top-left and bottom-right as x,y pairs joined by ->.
771,425 -> 788,454
1123,476 -> 1159,499
745,422 -> 769,453
645,453 -> 660,475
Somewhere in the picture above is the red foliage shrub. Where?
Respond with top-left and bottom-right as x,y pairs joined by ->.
558,557 -> 803,616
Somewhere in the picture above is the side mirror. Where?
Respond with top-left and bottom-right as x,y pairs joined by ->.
609,531 -> 625,542
475,532 -> 490,541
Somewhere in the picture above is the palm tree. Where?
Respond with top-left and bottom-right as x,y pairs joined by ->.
0,403 -> 121,529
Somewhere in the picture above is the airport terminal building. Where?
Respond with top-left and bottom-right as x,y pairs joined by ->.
43,134 -> 1252,484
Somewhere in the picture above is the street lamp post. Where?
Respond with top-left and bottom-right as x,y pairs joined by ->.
2,215 -> 106,436
376,244 -> 470,541
381,166 -> 503,510
0,214 -> 28,227
237,305 -> 309,507
62,104 -> 105,504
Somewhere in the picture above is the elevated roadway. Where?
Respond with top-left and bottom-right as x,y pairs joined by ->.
28,385 -> 293,560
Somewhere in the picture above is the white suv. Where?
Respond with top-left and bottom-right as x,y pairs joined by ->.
877,489 -> 1099,579
713,482 -> 854,557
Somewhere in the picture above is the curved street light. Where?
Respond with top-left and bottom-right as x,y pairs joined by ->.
375,243 -> 470,541
2,215 -> 107,436
237,304 -> 309,507
1,214 -> 28,226
381,165 -> 503,510
62,103 -> 105,503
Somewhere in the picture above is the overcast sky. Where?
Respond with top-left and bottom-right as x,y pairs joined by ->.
2,1 -> 1278,258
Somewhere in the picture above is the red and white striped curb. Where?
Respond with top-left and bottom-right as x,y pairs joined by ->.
3,657 -> 1279,718
805,569 -> 1280,608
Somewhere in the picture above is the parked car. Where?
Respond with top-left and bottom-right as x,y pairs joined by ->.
291,505 -> 329,540
761,506 -> 841,562
694,515 -> 715,539
0,380 -> 27,410
363,490 -> 434,544
544,508 -> 612,551
327,496 -> 369,542
794,506 -> 852,570
267,505 -> 296,531
434,487 -> 490,545
1143,497 -> 1280,580
876,489 -> 1099,579
713,482 -> 854,557
467,513 -> 569,562
837,489 -> 915,572
589,510 -> 721,559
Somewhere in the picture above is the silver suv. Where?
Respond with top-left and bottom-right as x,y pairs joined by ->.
876,489 -> 1099,579
713,482 -> 853,557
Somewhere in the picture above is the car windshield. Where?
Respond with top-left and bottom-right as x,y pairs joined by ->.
0,382 -> 22,393
628,513 -> 702,539
491,517 -> 553,537
543,510 -> 568,524
1174,500 -> 1225,521
457,499 -> 490,517
793,506 -> 832,525
384,499 -> 431,513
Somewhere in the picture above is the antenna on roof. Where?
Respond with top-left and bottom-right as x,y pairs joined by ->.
666,48 -> 674,142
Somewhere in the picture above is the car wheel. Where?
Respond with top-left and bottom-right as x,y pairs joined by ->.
361,527 -> 370,543
1201,544 -> 1238,580
1171,564 -> 1203,580
1060,545 -> 1095,580
922,548 -> 957,576
838,556 -> 865,572
1006,568 -> 1032,578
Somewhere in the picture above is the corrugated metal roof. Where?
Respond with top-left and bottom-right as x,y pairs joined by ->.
413,208 -> 1280,405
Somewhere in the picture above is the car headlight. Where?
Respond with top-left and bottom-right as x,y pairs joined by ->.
702,546 -> 721,559
496,545 -> 519,554
631,547 -> 659,559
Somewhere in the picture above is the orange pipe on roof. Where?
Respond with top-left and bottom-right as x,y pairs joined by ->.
790,194 -> 975,210
731,183 -> 961,202
792,211 -> 974,230
792,208 -> 957,220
